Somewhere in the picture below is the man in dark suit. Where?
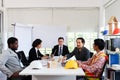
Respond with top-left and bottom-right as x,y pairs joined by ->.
51,37 -> 69,56
63,37 -> 90,61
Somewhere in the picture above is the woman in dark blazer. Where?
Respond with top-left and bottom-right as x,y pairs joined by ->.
28,39 -> 48,64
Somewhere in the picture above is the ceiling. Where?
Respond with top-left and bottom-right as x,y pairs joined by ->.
3,0 -> 108,8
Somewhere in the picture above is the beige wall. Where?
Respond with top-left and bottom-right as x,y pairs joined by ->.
4,0 -> 102,8
3,0 -> 101,49
7,8 -> 99,34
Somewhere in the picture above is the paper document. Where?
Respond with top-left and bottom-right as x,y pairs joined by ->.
67,56 -> 76,61
29,60 -> 43,69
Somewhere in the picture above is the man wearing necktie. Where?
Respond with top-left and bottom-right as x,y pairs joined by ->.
52,37 -> 69,56
58,46 -> 62,56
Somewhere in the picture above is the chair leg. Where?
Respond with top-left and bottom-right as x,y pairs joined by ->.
100,76 -> 104,80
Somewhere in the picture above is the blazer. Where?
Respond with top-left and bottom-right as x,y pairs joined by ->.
52,45 -> 69,56
28,48 -> 43,64
67,47 -> 90,61
0,48 -> 23,77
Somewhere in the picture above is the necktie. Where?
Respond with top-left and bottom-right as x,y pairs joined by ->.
37,50 -> 40,58
59,47 -> 62,56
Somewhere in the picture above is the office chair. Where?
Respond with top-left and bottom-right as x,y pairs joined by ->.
90,52 -> 94,58
17,51 -> 29,66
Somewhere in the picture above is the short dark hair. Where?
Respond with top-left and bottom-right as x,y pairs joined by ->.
58,37 -> 64,41
7,37 -> 18,47
76,37 -> 85,44
32,39 -> 42,47
94,39 -> 105,50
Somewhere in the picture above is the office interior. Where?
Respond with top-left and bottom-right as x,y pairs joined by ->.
0,0 -> 120,80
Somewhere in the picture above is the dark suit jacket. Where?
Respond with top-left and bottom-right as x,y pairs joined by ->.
28,47 -> 43,64
67,47 -> 90,61
52,45 -> 69,56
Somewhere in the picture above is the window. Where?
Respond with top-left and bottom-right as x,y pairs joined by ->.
40,32 -> 97,55
67,32 -> 98,52
40,48 -> 52,55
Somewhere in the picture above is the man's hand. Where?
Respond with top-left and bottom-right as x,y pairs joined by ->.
77,60 -> 82,67
42,56 -> 49,59
51,54 -> 54,58
11,71 -> 20,78
62,56 -> 67,63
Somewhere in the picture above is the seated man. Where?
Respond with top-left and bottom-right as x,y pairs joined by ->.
77,39 -> 108,80
63,37 -> 90,61
0,37 -> 31,80
51,37 -> 69,56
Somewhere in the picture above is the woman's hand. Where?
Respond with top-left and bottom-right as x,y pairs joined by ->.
42,56 -> 49,59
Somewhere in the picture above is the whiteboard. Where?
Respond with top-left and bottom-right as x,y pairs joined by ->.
14,24 -> 67,56
14,23 -> 33,56
33,25 -> 67,48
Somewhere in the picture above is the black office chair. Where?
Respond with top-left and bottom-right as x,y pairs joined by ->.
17,51 -> 29,66
90,52 -> 94,58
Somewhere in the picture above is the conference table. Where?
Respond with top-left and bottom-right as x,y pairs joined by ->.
20,57 -> 85,80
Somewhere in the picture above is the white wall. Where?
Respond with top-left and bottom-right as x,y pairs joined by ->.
4,0 -> 102,8
53,8 -> 99,32
105,0 -> 120,25
0,0 -> 1,7
103,0 -> 112,5
3,0 -> 100,49
7,8 -> 99,35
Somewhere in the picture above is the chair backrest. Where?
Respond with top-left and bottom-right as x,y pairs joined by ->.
99,59 -> 108,77
17,51 -> 29,66
90,52 -> 94,58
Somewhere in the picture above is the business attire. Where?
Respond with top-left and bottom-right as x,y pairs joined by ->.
28,47 -> 43,64
52,45 -> 69,56
67,47 -> 90,61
